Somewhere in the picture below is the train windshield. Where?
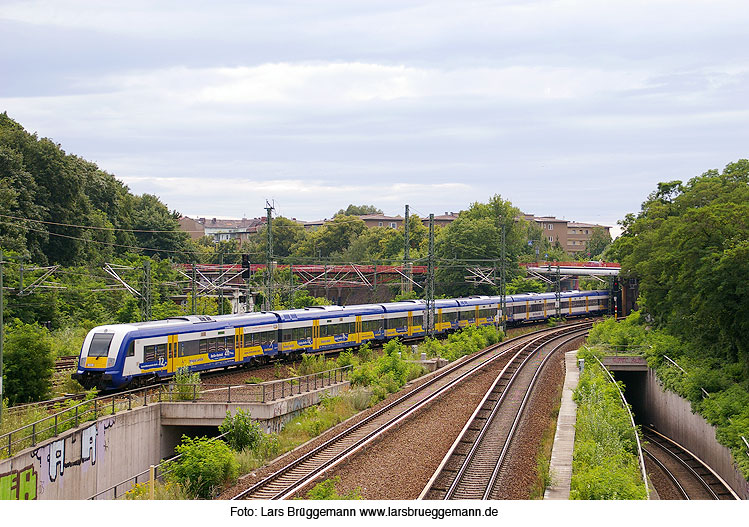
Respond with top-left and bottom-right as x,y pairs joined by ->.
88,333 -> 114,357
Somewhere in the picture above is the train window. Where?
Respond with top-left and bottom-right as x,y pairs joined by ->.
458,310 -> 474,321
443,311 -> 458,322
207,338 -> 217,354
180,340 -> 199,356
154,343 -> 167,359
389,317 -> 407,329
127,341 -> 135,357
412,314 -> 423,326
88,333 -> 114,357
258,330 -> 276,345
144,345 -> 155,362
199,339 -> 208,354
362,319 -> 381,333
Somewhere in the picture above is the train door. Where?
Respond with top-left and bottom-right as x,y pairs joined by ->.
355,316 -> 362,344
438,308 -> 443,331
312,320 -> 320,351
407,311 -> 413,336
167,335 -> 178,373
525,300 -> 530,320
235,327 -> 244,361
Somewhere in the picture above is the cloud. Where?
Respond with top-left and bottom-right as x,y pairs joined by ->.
2,1 -> 748,229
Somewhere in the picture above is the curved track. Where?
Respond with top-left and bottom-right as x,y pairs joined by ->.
643,426 -> 739,500
230,322 -> 592,500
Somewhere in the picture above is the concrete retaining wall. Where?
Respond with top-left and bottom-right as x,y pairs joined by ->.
641,369 -> 749,499
0,404 -> 162,500
0,381 -> 349,500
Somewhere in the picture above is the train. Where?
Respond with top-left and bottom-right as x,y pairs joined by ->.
72,289 -> 609,391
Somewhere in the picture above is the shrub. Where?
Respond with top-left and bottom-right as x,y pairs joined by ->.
164,436 -> 238,499
570,356 -> 647,500
2,321 -> 55,404
356,342 -> 373,362
173,367 -> 200,401
219,408 -> 262,451
336,350 -> 355,368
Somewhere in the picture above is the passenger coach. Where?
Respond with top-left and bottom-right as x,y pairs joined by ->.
73,290 -> 610,390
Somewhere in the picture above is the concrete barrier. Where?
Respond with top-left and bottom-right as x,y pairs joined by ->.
0,380 -> 349,500
640,369 -> 749,499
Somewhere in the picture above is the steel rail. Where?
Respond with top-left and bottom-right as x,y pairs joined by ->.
431,329 -> 589,500
643,448 -> 689,500
643,426 -> 739,500
231,322 -> 592,500
482,330 -> 588,499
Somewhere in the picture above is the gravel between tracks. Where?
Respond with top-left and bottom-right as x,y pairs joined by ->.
488,337 -> 580,499
217,328 -> 586,500
293,359 -> 514,500
216,352 -> 485,500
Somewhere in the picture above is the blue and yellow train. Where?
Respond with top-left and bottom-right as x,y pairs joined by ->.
72,290 -> 609,390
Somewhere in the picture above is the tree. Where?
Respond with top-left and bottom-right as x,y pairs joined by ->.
608,159 -> 749,370
254,216 -> 308,259
435,195 -> 526,296
335,204 -> 383,216
585,226 -> 612,259
293,215 -> 366,258
2,321 -> 55,404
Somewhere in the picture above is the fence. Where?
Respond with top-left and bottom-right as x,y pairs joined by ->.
1,365 -> 352,459
172,365 -> 352,403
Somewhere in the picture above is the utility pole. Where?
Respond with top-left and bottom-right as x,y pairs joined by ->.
191,260 -> 197,315
403,204 -> 411,294
142,260 -> 152,322
264,202 -> 274,311
426,214 -> 435,336
242,254 -> 252,313
218,251 -> 224,315
500,224 -> 507,332
555,264 -> 561,319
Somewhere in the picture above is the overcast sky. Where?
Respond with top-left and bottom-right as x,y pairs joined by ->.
2,1 -> 748,233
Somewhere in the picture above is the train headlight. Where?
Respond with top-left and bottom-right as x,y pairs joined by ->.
80,356 -> 86,368
107,358 -> 115,368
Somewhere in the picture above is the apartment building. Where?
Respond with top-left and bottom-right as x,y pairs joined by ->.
524,214 -> 610,254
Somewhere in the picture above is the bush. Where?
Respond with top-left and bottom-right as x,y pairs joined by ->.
2,321 -> 55,404
570,355 -> 647,500
164,436 -> 238,499
173,367 -> 200,401
219,408 -> 262,451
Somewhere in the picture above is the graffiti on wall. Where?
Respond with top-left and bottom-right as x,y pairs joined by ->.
0,466 -> 37,500
0,417 -> 114,500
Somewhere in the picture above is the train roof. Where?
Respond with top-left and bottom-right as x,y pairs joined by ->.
455,296 -> 495,307
119,311 -> 280,338
272,304 -> 383,322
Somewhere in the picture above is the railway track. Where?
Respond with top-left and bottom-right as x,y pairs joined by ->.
230,322 -> 592,500
643,426 -> 739,500
420,328 -> 588,499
